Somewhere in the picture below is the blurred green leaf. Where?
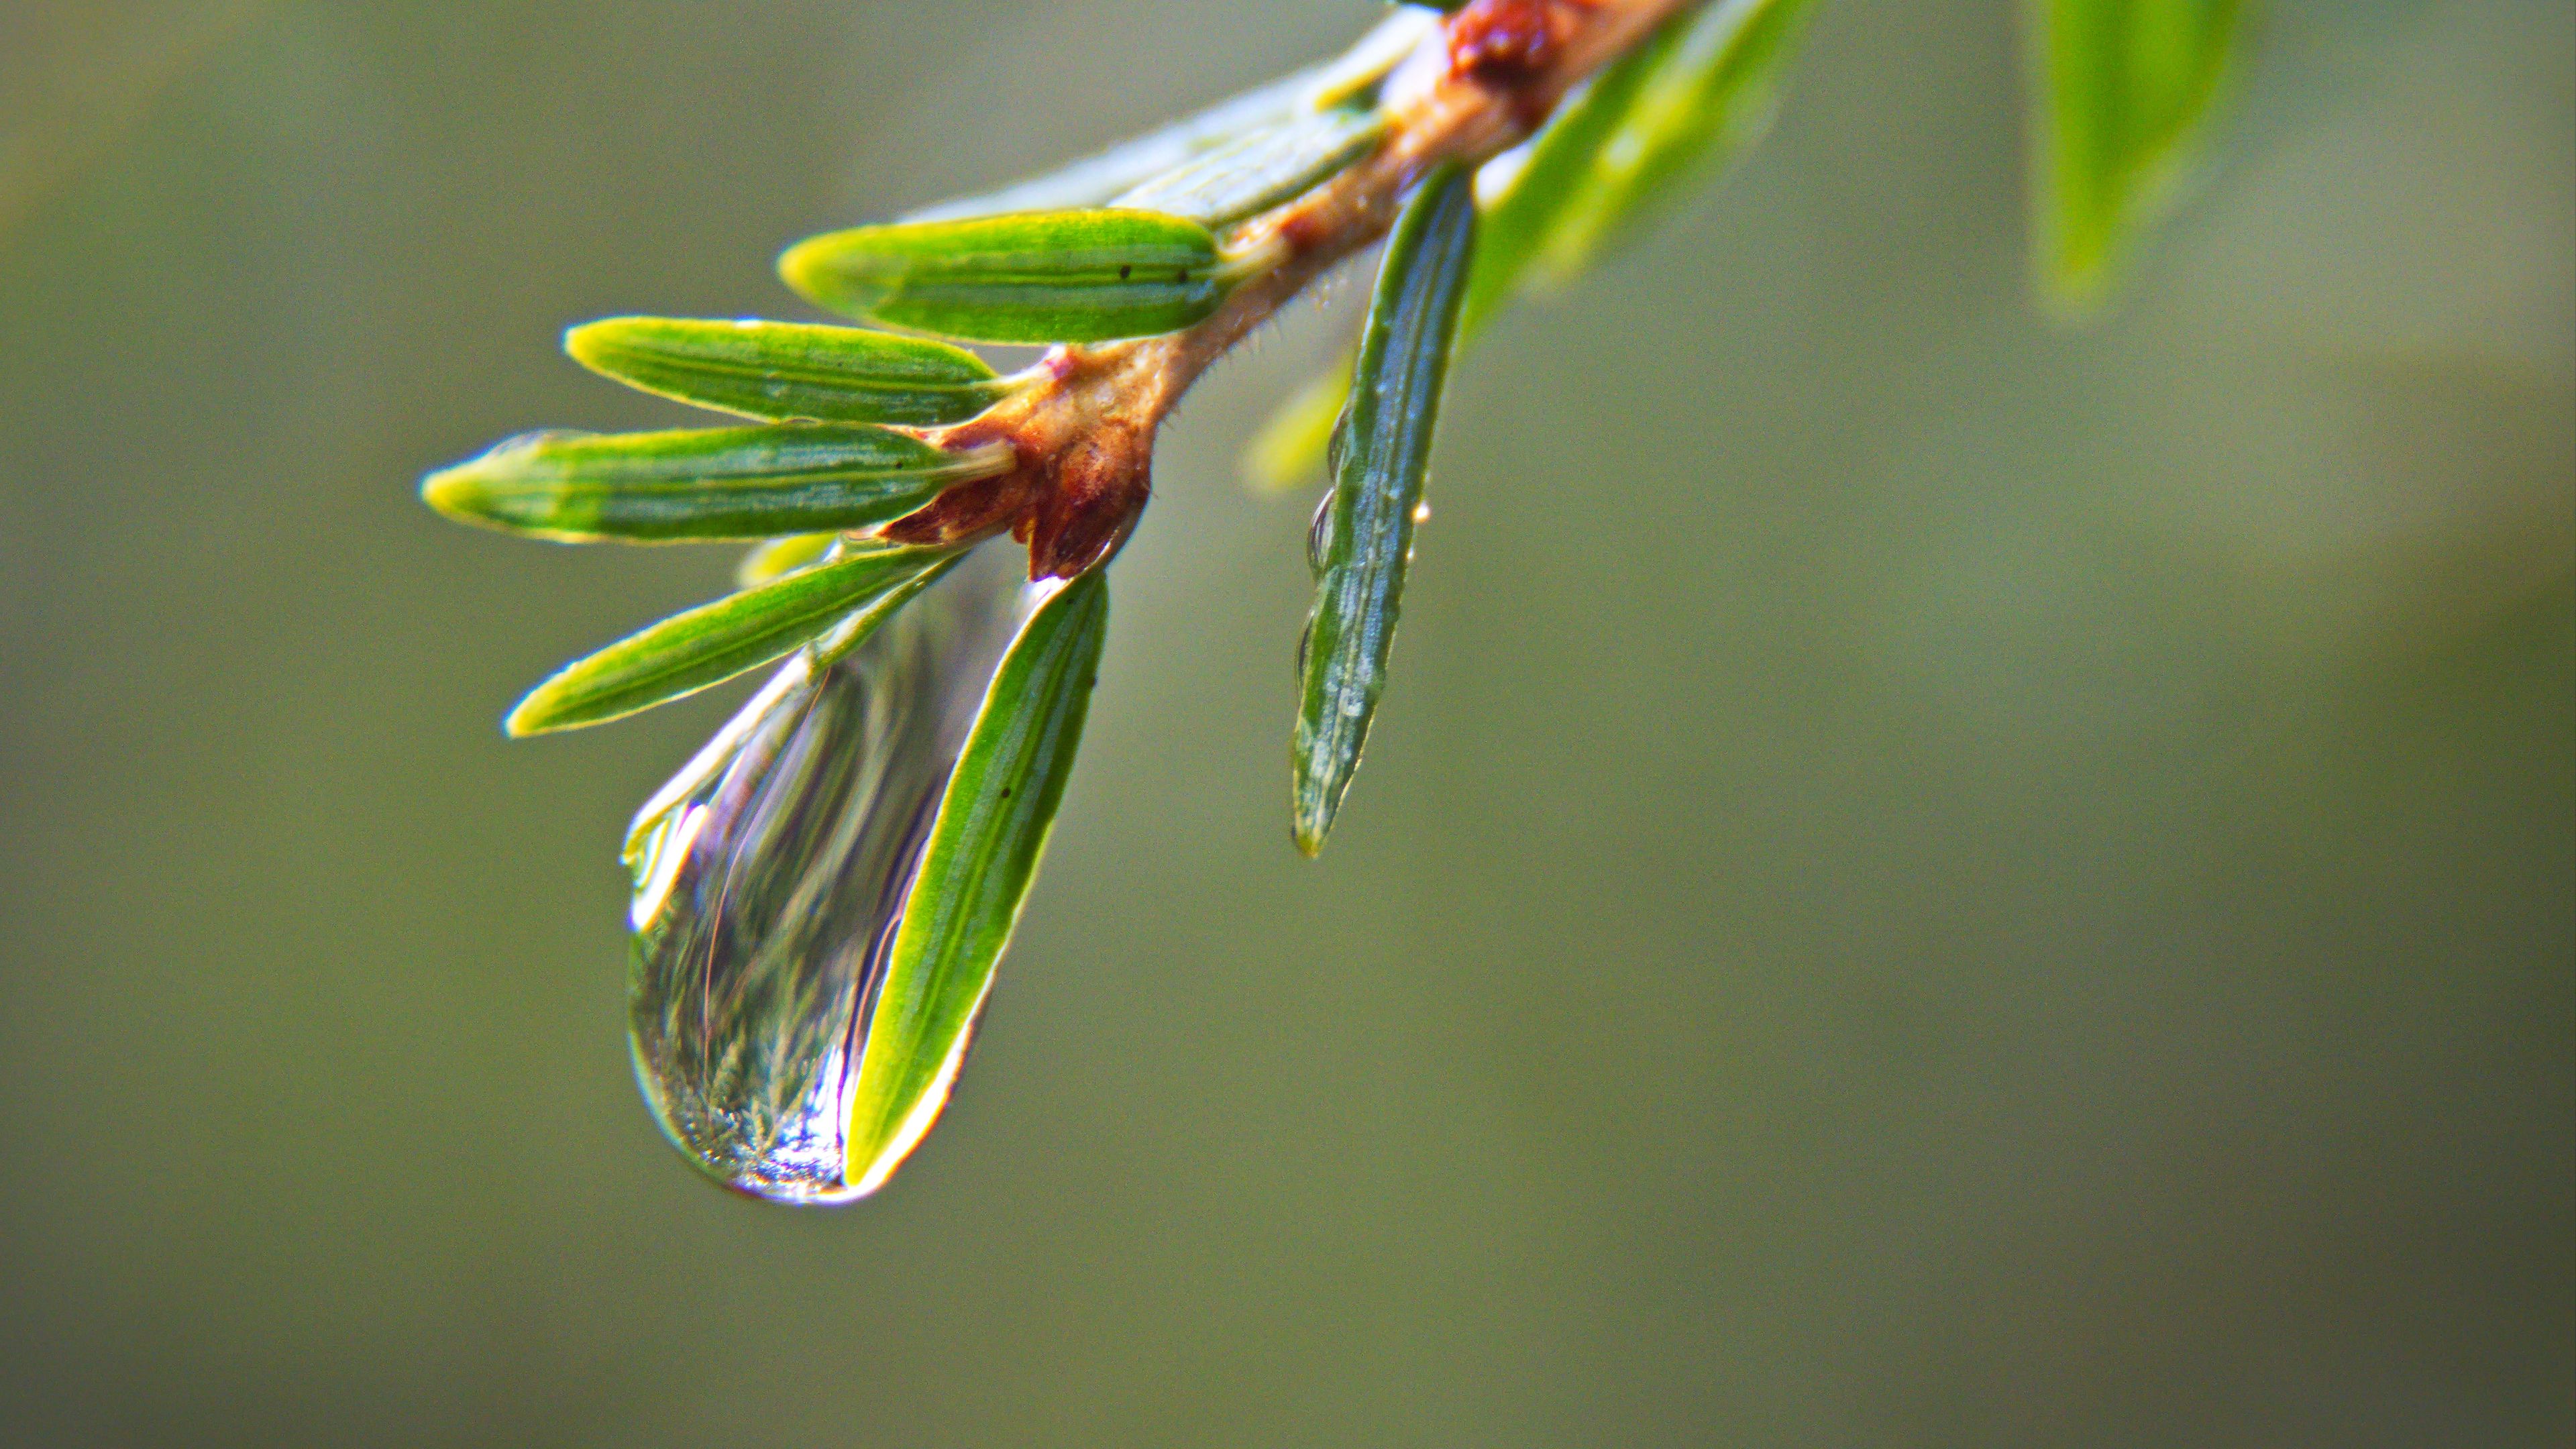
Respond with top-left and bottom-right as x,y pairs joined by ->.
506,545 -> 962,736
419,425 -> 1008,543
779,209 -> 1236,344
1516,0 -> 1817,294
735,531 -> 841,588
1305,5 -> 1444,108
1251,0 -> 1815,488
1242,350 -> 1354,493
2031,0 -> 2245,315
1457,43 -> 1665,344
1292,163 -> 1476,857
1112,104 -> 1386,227
564,317 -> 1019,427
903,80 -> 1311,223
901,7 -> 1434,221
843,568 -> 1110,1193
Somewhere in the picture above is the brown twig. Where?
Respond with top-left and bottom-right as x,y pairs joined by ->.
884,0 -> 1695,580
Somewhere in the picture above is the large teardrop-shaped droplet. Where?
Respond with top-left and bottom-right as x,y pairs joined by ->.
622,545 -> 1040,1203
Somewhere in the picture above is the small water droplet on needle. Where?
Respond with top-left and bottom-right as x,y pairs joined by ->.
1306,491 -> 1334,574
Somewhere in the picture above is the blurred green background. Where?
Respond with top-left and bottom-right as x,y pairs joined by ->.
2,1 -> 2569,1444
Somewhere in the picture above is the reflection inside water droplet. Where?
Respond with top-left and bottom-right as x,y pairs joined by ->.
623,546 -> 1042,1203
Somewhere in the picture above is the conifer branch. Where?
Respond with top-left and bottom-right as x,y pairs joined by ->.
893,0 -> 1698,579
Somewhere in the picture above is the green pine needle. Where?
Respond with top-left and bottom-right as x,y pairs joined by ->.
778,209 -> 1236,345
1291,162 -> 1478,857
565,317 -> 1021,427
506,544 -> 964,736
841,569 -> 1111,1193
421,424 -> 1009,543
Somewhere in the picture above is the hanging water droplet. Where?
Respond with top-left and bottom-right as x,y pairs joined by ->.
1306,490 -> 1335,575
624,546 -> 1040,1203
1295,615 -> 1313,680
1411,499 -> 1430,525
